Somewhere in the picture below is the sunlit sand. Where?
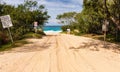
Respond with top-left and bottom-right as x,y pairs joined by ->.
0,34 -> 120,72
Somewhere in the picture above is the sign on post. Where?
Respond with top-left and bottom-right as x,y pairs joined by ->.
33,21 -> 38,33
102,24 -> 107,32
102,20 -> 109,48
0,15 -> 13,28
0,15 -> 13,43
34,21 -> 38,27
102,20 -> 109,32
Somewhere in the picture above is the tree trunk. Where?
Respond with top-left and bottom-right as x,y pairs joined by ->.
104,0 -> 120,30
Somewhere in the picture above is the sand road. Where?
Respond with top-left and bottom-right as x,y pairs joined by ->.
0,34 -> 120,72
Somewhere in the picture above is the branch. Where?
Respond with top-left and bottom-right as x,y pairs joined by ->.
104,0 -> 110,17
111,17 -> 120,29
104,0 -> 120,30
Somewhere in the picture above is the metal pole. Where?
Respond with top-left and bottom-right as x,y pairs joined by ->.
7,27 -> 13,43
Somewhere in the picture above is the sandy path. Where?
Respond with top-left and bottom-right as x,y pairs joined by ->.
0,34 -> 120,72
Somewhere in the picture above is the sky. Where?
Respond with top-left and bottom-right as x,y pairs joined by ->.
3,0 -> 83,26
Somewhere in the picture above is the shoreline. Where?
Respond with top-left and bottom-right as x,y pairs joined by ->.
43,30 -> 62,35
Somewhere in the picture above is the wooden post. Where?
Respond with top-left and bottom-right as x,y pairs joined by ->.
8,27 -> 13,43
103,31 -> 106,47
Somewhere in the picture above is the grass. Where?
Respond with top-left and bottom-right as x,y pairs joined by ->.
22,32 -> 42,39
0,32 -> 43,52
0,40 -> 29,51
81,33 -> 120,44
81,34 -> 103,40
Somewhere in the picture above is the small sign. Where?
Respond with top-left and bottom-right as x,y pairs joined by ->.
102,20 -> 109,32
0,15 -> 13,28
102,24 -> 107,31
34,21 -> 38,27
102,20 -> 109,48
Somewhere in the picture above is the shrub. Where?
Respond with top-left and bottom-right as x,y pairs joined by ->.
22,32 -> 42,39
36,29 -> 46,35
0,31 -> 9,45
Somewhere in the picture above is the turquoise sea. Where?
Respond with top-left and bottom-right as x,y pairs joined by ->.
43,26 -> 62,33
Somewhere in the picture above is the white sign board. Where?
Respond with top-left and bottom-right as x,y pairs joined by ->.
102,20 -> 109,32
0,15 -> 13,28
102,24 -> 107,31
34,21 -> 38,27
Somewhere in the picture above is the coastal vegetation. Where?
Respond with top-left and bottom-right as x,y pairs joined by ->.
57,0 -> 120,42
0,0 -> 50,49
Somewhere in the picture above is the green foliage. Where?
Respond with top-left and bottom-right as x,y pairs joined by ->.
56,12 -> 77,25
57,0 -> 120,42
0,40 -> 29,51
0,1 -> 50,45
23,32 -> 43,39
0,31 -> 10,46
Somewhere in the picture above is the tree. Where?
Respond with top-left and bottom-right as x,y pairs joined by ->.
103,0 -> 120,29
0,0 -> 50,42
56,12 -> 76,25
103,0 -> 120,41
58,0 -> 120,41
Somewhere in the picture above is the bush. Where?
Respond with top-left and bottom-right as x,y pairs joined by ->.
0,31 -> 9,45
33,33 -> 42,38
36,29 -> 46,35
23,32 -> 42,39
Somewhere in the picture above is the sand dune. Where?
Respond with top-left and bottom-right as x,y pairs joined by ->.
0,34 -> 120,72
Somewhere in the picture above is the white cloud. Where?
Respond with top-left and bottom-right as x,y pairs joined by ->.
39,1 -> 79,8
3,0 -> 24,5
48,19 -> 59,23
3,0 -> 83,25
71,0 -> 83,6
40,0 -> 83,25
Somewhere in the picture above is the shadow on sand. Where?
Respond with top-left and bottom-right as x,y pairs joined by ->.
69,39 -> 120,53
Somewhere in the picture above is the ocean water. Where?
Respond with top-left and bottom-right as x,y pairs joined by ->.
43,26 -> 62,33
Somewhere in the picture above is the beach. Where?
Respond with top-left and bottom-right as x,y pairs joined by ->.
0,34 -> 120,72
